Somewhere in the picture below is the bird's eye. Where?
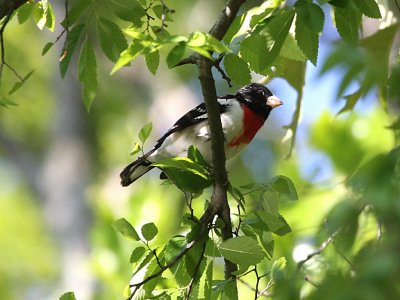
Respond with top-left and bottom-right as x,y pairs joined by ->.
258,90 -> 264,96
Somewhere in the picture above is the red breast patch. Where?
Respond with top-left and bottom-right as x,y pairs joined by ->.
228,104 -> 265,147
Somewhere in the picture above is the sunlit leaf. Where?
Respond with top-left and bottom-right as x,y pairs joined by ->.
144,50 -> 160,75
167,43 -> 186,68
113,218 -> 140,241
138,122 -> 152,144
280,34 -> 307,62
60,292 -> 76,300
258,7 -> 295,69
111,42 -> 144,74
33,0 -> 54,31
130,142 -> 142,156
219,236 -> 265,266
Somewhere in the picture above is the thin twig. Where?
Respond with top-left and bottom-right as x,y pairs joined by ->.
304,275 -> 319,288
0,12 -> 23,81
256,279 -> 274,299
296,229 -> 340,271
214,54 -> 232,87
395,0 -> 400,14
285,88 -> 303,159
128,239 -> 199,299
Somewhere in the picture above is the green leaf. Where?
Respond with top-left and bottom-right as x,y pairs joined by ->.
224,54 -> 251,86
204,260 -> 213,299
258,8 -> 295,69
255,211 -> 292,236
130,142 -> 141,156
185,241 -> 206,279
42,42 -> 54,56
295,16 -> 319,65
354,0 -> 381,19
33,0 -> 54,31
0,97 -> 18,108
153,157 -> 209,179
280,59 -> 306,93
111,42 -> 144,74
166,43 -> 186,68
130,246 -> 147,263
60,24 -> 85,78
333,7 -> 362,45
78,37 -> 97,112
17,2 -> 35,24
141,222 -> 158,241
97,17 -> 128,62
165,236 -> 191,286
218,236 -> 265,266
61,0 -> 92,27
108,0 -> 146,26
271,257 -> 286,281
222,280 -> 238,300
144,50 -> 160,75
271,175 -> 298,201
260,232 -> 274,258
153,157 -> 212,192
138,122 -> 153,144
60,292 -> 77,300
113,218 -> 140,241
223,13 -> 247,44
240,33 -> 268,73
295,0 -> 325,33
187,145 -> 207,165
280,34 -> 307,62
8,70 -> 35,95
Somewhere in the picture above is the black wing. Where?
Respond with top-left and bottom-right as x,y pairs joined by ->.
153,96 -> 233,149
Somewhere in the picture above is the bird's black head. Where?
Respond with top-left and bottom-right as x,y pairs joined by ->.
237,83 -> 283,118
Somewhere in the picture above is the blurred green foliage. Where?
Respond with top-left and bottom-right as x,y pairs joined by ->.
0,0 -> 399,299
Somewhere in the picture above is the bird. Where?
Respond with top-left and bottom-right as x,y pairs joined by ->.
120,83 -> 283,186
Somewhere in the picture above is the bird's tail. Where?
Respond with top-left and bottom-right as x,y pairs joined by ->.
120,151 -> 155,186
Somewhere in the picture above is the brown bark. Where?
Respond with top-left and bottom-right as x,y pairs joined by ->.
0,0 -> 27,20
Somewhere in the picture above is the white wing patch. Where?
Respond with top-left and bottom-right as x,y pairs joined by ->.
150,97 -> 246,163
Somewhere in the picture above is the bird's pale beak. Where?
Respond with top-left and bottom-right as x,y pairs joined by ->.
267,95 -> 283,108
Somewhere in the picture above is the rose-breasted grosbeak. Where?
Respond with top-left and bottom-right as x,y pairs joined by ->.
120,83 -> 283,186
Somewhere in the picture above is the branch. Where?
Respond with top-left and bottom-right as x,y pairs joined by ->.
0,0 -> 27,20
209,0 -> 245,40
195,0 -> 245,279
